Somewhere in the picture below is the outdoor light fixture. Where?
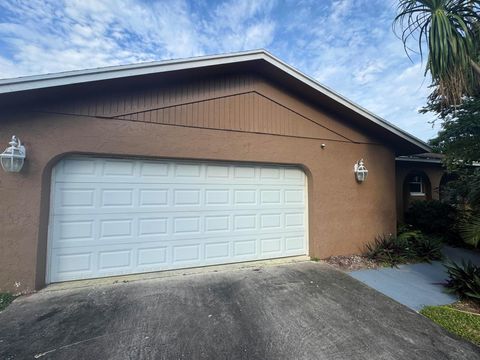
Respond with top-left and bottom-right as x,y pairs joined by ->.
0,135 -> 26,173
354,159 -> 368,183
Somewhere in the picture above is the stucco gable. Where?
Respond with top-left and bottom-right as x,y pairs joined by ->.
30,73 -> 376,144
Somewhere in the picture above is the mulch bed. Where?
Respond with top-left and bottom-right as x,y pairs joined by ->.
321,255 -> 381,272
451,300 -> 480,315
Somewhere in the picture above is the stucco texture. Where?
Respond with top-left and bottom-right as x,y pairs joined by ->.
0,73 -> 397,292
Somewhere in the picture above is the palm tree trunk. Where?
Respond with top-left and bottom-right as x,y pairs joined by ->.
471,59 -> 480,77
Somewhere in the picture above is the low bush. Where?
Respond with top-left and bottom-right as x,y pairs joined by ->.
365,229 -> 443,267
444,260 -> 480,303
404,200 -> 458,240
0,293 -> 15,311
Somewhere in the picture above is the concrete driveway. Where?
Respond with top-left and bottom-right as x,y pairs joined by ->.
0,262 -> 478,360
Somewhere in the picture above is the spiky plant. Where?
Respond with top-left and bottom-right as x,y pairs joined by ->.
444,259 -> 480,302
394,0 -> 480,106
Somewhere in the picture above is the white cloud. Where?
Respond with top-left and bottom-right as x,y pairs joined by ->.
0,56 -> 18,79
330,0 -> 353,23
198,0 -> 277,52
353,61 -> 386,85
212,0 -> 276,31
0,0 -> 205,77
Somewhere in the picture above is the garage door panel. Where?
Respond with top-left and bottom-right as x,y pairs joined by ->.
138,217 -> 168,236
206,165 -> 229,178
204,242 -> 230,260
98,249 -> 133,271
49,232 -> 307,282
285,212 -> 305,228
51,226 -> 305,250
100,219 -> 133,239
48,157 -> 307,283
260,213 -> 282,229
60,158 -> 97,176
137,246 -> 168,267
260,236 -> 283,254
51,213 -> 305,250
285,235 -> 307,252
139,189 -> 169,206
57,219 -> 95,242
55,160 -> 305,185
51,252 -> 95,281
101,189 -> 134,207
233,214 -> 257,231
53,185 -> 305,216
55,188 -> 96,210
232,239 -> 257,257
101,159 -> 136,177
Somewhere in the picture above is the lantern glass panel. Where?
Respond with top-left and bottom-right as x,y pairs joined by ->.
0,153 -> 24,172
0,137 -> 26,172
357,171 -> 364,182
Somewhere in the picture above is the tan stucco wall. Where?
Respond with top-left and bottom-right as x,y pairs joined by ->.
0,73 -> 397,293
395,161 -> 445,222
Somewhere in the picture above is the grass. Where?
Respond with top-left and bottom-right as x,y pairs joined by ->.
420,305 -> 480,346
0,293 -> 15,311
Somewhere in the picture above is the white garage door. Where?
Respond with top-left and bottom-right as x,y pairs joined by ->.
47,157 -> 308,283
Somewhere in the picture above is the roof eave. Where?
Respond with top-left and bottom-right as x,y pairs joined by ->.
0,50 -> 270,94
395,157 -> 442,164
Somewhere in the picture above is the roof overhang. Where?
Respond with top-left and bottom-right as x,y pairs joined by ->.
396,157 -> 442,164
0,50 -> 431,155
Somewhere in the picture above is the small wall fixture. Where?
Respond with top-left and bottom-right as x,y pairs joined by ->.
0,136 -> 26,173
354,159 -> 368,183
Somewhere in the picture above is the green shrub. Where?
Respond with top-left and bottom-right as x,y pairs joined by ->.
404,200 -> 457,238
412,233 -> 443,261
444,260 -> 480,303
396,225 -> 443,261
365,230 -> 442,267
0,293 -> 15,311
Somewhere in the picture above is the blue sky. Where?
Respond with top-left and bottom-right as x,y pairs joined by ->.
0,0 -> 438,141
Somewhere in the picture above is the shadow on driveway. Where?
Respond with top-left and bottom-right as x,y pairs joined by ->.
1,262 -> 478,359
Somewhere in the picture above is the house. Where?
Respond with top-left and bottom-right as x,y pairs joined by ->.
0,50 -> 442,293
395,153 -> 449,222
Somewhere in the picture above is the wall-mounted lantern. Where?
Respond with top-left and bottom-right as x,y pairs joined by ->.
354,159 -> 368,183
0,136 -> 26,173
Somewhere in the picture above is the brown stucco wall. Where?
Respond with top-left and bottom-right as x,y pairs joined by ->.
0,72 -> 397,293
395,161 -> 445,222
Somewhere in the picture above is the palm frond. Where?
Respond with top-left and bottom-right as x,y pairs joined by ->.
460,213 -> 480,247
393,0 -> 480,105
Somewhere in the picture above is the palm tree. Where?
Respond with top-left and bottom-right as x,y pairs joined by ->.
394,0 -> 480,106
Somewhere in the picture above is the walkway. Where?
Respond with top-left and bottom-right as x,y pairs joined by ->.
349,246 -> 480,311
